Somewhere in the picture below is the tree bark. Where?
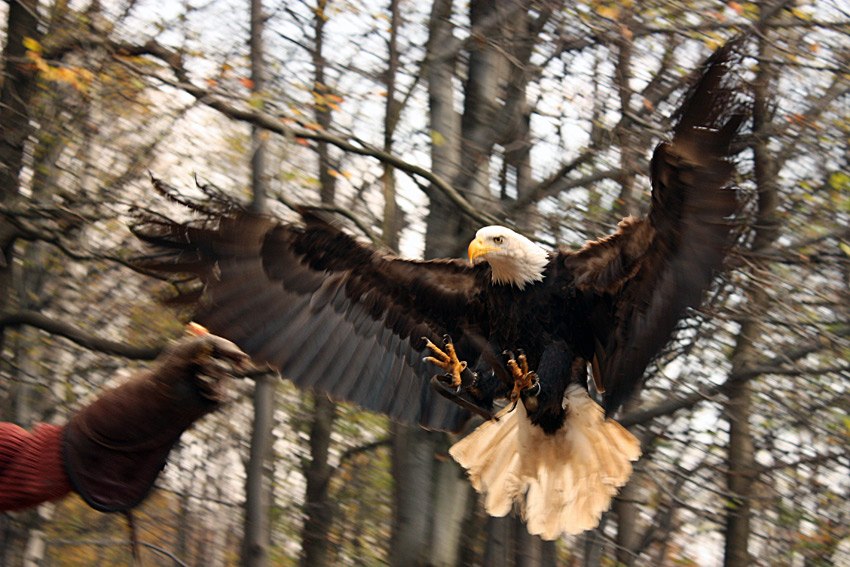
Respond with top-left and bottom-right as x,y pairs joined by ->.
612,9 -> 639,216
429,436 -> 472,567
0,0 -> 40,357
387,3 -> 472,566
242,0 -> 276,565
423,0 -> 462,259
301,395 -> 337,567
312,0 -> 336,207
723,20 -> 779,567
390,423 -> 437,567
484,516 -> 513,567
298,4 -> 340,565
380,0 -> 401,251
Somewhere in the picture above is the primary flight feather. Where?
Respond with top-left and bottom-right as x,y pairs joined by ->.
133,39 -> 749,539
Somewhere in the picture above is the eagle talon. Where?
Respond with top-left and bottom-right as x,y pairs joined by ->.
503,350 -> 539,412
423,336 -> 467,389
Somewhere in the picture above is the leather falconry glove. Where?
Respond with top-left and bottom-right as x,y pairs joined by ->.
63,331 -> 250,512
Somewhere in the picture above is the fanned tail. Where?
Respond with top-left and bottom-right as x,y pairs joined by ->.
449,385 -> 641,540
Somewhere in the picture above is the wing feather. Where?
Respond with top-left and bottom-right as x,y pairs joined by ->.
133,208 -> 489,431
562,39 -> 749,414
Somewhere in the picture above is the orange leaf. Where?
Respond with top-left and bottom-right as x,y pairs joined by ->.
728,1 -> 744,15
240,77 -> 255,89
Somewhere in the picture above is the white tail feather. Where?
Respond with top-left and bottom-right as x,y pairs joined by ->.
449,384 -> 641,540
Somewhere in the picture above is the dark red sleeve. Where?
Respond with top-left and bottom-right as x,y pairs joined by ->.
0,422 -> 73,511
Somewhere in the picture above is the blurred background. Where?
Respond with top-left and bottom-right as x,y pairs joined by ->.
1,0 -> 849,565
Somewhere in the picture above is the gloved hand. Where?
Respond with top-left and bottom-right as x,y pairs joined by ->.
63,332 -> 250,511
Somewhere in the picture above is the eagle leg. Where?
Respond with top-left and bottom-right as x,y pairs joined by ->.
425,336 -> 496,420
504,350 -> 540,413
423,335 -> 468,389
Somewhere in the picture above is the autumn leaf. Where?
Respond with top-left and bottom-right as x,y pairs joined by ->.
22,36 -> 42,53
596,5 -> 619,20
248,92 -> 265,109
240,77 -> 255,90
430,130 -> 446,147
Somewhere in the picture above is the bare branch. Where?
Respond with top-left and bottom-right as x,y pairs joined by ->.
0,310 -> 162,360
620,326 -> 850,427
108,39 -> 501,228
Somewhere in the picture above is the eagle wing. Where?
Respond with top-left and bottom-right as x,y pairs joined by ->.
134,206 -> 489,431
563,39 -> 748,414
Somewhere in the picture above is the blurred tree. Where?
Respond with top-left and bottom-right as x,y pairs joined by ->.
242,0 -> 276,566
2,1 -> 850,566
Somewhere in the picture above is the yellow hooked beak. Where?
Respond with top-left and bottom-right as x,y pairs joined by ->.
468,237 -> 498,263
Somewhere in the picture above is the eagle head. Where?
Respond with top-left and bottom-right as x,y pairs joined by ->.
468,226 -> 549,290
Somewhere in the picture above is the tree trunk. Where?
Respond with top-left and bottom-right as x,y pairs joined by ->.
301,395 -> 337,567
297,4 -> 340,565
613,397 -> 643,566
0,0 -> 39,357
242,0 -> 276,564
430,436 -> 472,567
386,3 -> 472,566
380,0 -> 402,251
423,0 -> 462,259
612,9 -> 639,216
243,374 -> 276,567
723,20 -> 779,567
484,516 -> 513,567
390,423 -> 437,567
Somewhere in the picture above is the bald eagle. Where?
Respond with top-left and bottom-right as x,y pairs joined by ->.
133,40 -> 748,539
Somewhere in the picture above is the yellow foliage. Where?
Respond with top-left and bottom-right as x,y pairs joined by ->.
26,49 -> 94,93
23,36 -> 43,53
595,5 -> 619,20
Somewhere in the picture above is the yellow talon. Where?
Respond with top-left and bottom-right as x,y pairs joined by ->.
424,337 -> 467,389
506,351 -> 539,410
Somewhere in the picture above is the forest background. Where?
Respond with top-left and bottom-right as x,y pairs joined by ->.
1,0 -> 849,566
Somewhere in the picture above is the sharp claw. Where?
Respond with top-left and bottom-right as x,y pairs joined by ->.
518,353 -> 529,375
504,350 -> 539,407
422,335 -> 467,389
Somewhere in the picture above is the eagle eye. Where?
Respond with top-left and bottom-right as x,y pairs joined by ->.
493,236 -> 504,245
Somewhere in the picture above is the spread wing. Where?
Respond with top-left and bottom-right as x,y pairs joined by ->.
563,39 -> 749,414
134,206 -> 490,431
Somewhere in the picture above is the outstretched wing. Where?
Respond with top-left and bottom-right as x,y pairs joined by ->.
134,205 -> 490,431
564,39 -> 749,414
